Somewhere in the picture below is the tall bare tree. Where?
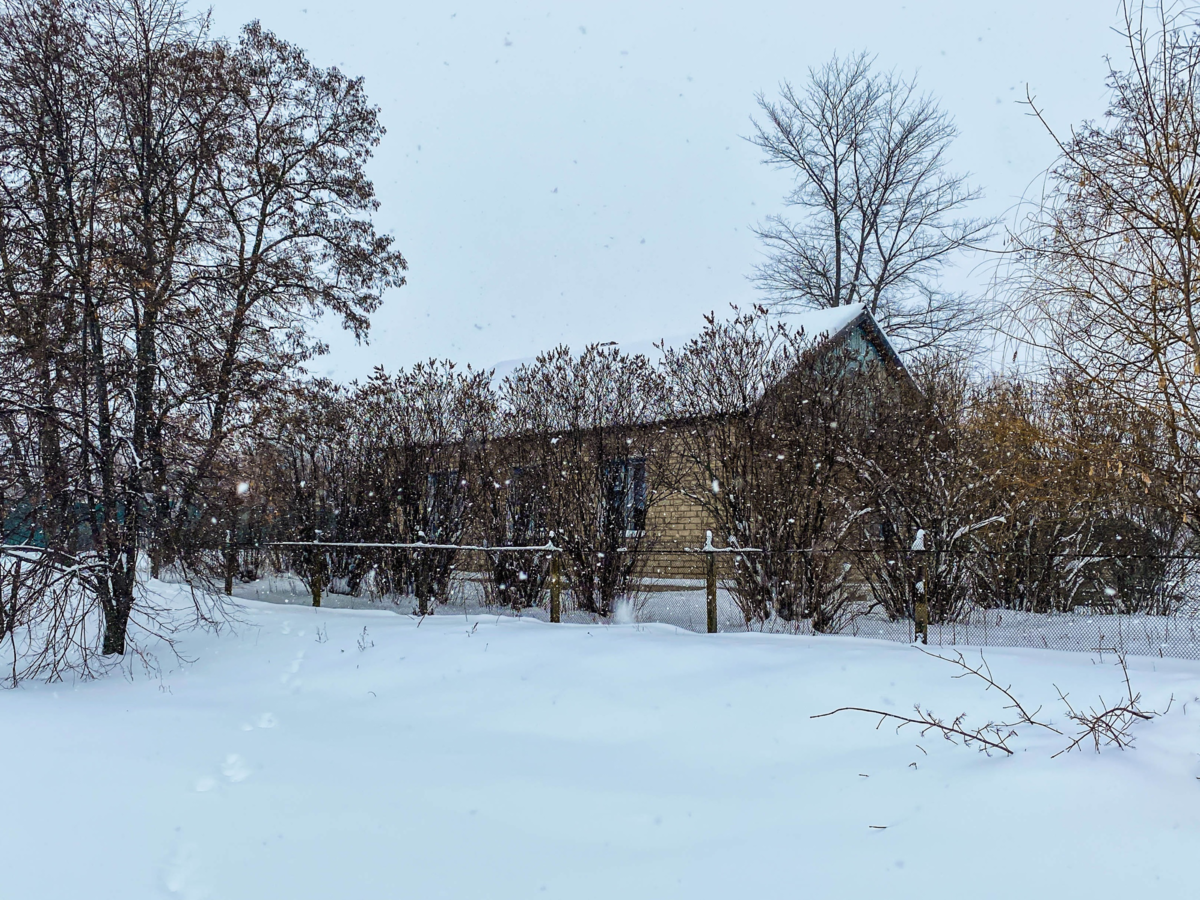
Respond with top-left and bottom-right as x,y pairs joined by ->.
1009,0 -> 1200,536
0,0 -> 404,676
752,52 -> 996,355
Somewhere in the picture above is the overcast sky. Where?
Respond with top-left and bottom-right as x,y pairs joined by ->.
202,0 -> 1121,381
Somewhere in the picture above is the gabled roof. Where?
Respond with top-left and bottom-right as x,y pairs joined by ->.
489,303 -> 908,383
814,304 -> 911,380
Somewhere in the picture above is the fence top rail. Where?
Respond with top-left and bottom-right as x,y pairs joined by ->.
249,540 -> 1200,561
260,539 -> 764,554
265,540 -> 562,553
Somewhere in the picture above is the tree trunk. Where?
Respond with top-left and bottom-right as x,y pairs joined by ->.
0,562 -> 18,642
101,595 -> 133,655
224,529 -> 236,595
415,564 -> 430,616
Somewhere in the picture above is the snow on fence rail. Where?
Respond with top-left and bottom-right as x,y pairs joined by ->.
229,538 -> 1200,661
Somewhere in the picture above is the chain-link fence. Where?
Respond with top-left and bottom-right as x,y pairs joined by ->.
224,542 -> 1200,661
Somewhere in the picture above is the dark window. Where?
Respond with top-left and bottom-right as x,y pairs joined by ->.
603,457 -> 647,535
506,465 -> 547,543
866,517 -> 897,544
424,470 -> 463,541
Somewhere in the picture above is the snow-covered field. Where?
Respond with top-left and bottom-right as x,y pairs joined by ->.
4,584 -> 1199,899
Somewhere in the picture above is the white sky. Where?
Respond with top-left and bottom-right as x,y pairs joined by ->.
203,0 -> 1121,381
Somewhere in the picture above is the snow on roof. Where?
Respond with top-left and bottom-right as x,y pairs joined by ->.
775,302 -> 867,345
488,303 -> 871,383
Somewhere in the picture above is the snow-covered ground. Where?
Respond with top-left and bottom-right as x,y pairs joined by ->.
236,569 -> 1200,660
3,583 -> 1199,899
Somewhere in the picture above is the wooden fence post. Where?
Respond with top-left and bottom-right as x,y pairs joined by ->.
311,534 -> 324,608
705,530 -> 718,634
914,558 -> 928,645
312,568 -> 323,608
549,552 -> 562,624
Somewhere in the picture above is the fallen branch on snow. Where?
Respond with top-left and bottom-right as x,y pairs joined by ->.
812,649 -> 1164,759
811,704 -> 1017,755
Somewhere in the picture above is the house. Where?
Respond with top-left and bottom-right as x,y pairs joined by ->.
234,301 -> 913,619
636,303 -> 909,581
484,302 -> 911,587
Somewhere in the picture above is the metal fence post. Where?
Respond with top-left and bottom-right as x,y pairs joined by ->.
549,552 -> 562,624
705,530 -> 718,634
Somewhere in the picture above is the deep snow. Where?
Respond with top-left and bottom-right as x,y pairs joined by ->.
3,586 -> 1199,899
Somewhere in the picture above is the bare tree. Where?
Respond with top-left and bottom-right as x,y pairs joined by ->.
0,0 -> 404,676
850,357 -> 1006,624
751,52 -> 996,355
166,20 -> 407,560
379,362 -> 493,613
845,355 -> 1190,625
967,371 -> 1190,616
1008,0 -> 1200,539
254,380 -> 347,607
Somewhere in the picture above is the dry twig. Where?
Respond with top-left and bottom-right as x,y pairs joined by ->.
1051,653 -> 1155,758
813,649 -> 1162,759
918,648 -> 1063,736
811,705 -> 1017,756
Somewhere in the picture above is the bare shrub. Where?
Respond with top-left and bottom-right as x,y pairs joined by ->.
661,307 -> 892,632
501,345 -> 670,618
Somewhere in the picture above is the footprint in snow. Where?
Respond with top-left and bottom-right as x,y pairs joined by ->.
221,754 -> 251,783
162,841 -> 208,898
256,712 -> 277,729
280,651 -> 305,685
